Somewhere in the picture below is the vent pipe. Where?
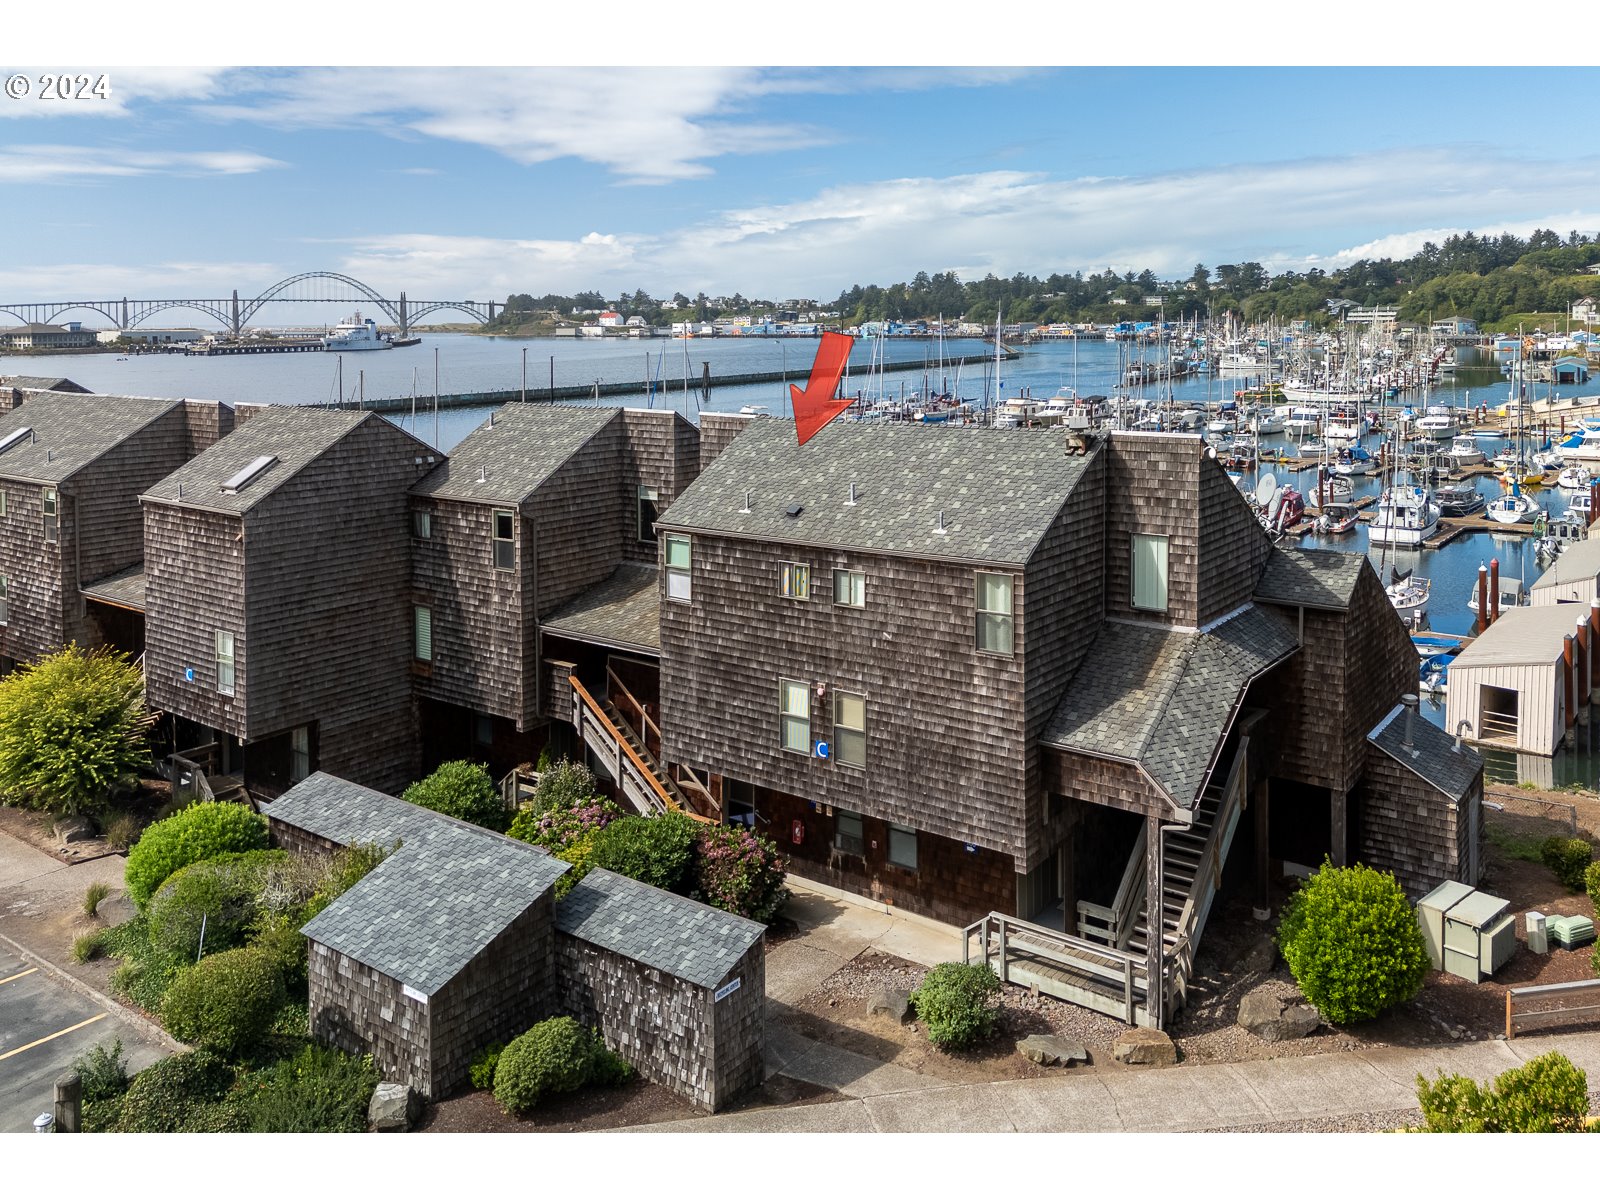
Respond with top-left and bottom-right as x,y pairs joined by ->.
1401,693 -> 1418,756
936,510 -> 948,535
1454,719 -> 1472,753
478,465 -> 488,484
846,482 -> 857,507
177,482 -> 184,499
740,489 -> 752,514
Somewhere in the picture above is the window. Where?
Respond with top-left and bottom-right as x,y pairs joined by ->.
637,485 -> 660,544
725,779 -> 756,829
834,809 -> 864,856
42,489 -> 57,545
1131,533 -> 1169,613
290,726 -> 310,784
665,534 -> 692,601
414,605 -> 432,662
779,561 -> 811,600
492,510 -> 515,571
833,690 -> 866,768
888,824 -> 918,870
833,568 -> 865,608
780,678 -> 810,754
975,572 -> 1014,655
215,630 -> 235,697
412,509 -> 432,539
0,573 -> 8,625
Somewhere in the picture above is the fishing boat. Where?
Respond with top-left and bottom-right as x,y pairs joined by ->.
1224,432 -> 1259,469
1369,483 -> 1441,547
1315,502 -> 1360,534
1434,482 -> 1485,517
1486,483 -> 1540,525
1417,405 -> 1461,440
1565,491 -> 1594,522
1448,434 -> 1486,467
1385,568 -> 1431,620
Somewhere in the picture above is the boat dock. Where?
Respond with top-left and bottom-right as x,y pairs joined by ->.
185,340 -> 323,356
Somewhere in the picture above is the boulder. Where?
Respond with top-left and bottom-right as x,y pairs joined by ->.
1240,936 -> 1277,975
53,816 -> 96,845
866,988 -> 911,1023
1016,1034 -> 1089,1067
1111,1027 -> 1177,1066
369,1082 -> 420,1132
1237,984 -> 1322,1042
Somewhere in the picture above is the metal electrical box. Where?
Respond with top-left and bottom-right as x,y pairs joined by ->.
1416,882 -> 1516,982
1417,880 -> 1474,972
1549,914 -> 1596,950
1526,911 -> 1549,955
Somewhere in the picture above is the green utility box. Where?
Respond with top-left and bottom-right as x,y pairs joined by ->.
1416,882 -> 1517,983
1549,914 -> 1596,950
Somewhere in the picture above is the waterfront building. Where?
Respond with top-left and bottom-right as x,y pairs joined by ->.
1446,603 -> 1598,758
0,374 -> 90,412
0,322 -> 97,350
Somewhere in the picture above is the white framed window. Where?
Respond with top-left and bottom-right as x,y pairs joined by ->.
833,690 -> 866,768
975,572 -> 1014,656
492,510 -> 515,571
42,488 -> 57,545
665,534 -> 692,601
412,509 -> 432,539
833,568 -> 865,608
414,605 -> 432,662
779,561 -> 811,600
215,630 -> 235,697
0,573 -> 8,625
1131,533 -> 1169,613
290,726 -> 310,784
780,678 -> 810,754
888,824 -> 918,870
637,485 -> 660,544
834,809 -> 864,856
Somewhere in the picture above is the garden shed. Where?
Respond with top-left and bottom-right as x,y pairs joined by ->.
555,868 -> 766,1112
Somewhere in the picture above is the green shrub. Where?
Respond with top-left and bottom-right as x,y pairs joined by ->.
162,946 -> 286,1057
402,760 -> 506,832
1541,836 -> 1595,892
101,915 -> 180,1013
589,1042 -> 634,1087
82,881 -> 111,918
302,841 -> 394,922
0,644 -> 151,817
909,962 -> 1002,1049
530,758 -> 601,812
1418,1051 -> 1590,1132
469,1042 -> 505,1091
692,823 -> 789,923
72,931 -> 105,963
1276,860 -> 1429,1024
493,1017 -> 597,1115
71,1038 -> 130,1104
148,850 -> 286,964
103,811 -> 142,851
112,1050 -> 237,1132
236,1043 -> 379,1132
124,801 -> 268,909
250,912 -> 310,995
1584,859 -> 1600,909
589,812 -> 697,894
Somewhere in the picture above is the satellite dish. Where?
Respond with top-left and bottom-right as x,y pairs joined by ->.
1254,472 -> 1278,507
1268,486 -> 1285,523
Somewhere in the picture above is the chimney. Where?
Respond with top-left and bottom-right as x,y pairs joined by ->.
1401,693 -> 1419,756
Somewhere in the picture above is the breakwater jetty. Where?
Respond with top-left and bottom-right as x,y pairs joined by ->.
357,349 -> 1019,414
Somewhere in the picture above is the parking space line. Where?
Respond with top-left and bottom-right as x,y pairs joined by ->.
0,1012 -> 107,1062
0,967 -> 38,987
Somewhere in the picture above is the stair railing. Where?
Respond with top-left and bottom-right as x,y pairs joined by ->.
964,911 -> 1150,1026
569,675 -> 712,823
1076,821 -> 1147,949
606,666 -> 664,762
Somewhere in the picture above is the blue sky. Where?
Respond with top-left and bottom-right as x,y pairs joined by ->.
3,46 -> 1600,317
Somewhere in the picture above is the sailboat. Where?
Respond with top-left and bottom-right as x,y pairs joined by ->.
1487,478 -> 1540,525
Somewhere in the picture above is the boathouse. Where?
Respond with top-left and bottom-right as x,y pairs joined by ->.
1530,537 -> 1600,607
1445,603 -> 1598,756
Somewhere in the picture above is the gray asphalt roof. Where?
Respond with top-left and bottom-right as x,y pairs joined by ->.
555,868 -> 765,989
655,418 -> 1095,566
2,376 -> 89,393
1369,703 -> 1483,803
81,564 -> 147,612
140,407 -> 374,514
1448,604 -> 1584,668
1253,546 -> 1368,611
541,562 -> 661,653
1532,537 -> 1600,595
1041,605 -> 1299,808
277,773 -> 569,997
411,403 -> 617,506
0,392 -> 178,484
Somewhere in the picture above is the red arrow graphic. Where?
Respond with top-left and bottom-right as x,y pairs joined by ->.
791,330 -> 856,447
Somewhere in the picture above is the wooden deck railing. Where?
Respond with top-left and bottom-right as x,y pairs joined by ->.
964,912 -> 1149,1026
1506,978 -> 1600,1038
1077,821 -> 1146,949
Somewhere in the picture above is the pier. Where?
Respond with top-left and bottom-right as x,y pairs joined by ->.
185,340 -> 322,356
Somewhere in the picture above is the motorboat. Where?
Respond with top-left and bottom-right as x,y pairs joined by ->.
1434,482 -> 1485,517
1417,405 -> 1461,439
1249,406 -> 1286,435
1368,484 -> 1441,547
1283,407 -> 1321,438
1557,420 -> 1600,462
1448,434 -> 1486,467
1325,411 -> 1363,442
1386,568 -> 1431,620
1297,439 -> 1327,460
1315,502 -> 1360,534
1558,465 -> 1592,490
1466,574 -> 1528,614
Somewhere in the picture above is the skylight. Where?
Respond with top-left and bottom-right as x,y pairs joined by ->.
219,454 -> 278,494
0,427 -> 32,455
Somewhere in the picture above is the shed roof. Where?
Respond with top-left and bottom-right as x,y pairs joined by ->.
81,564 -> 147,612
141,407 -> 405,514
1041,604 -> 1298,809
1448,604 -> 1585,669
411,403 -> 617,506
0,392 -> 179,484
1368,704 -> 1483,804
1531,537 -> 1600,596
1,375 -> 89,393
1253,546 -> 1367,611
541,562 -> 660,653
555,868 -> 764,989
656,418 -> 1095,566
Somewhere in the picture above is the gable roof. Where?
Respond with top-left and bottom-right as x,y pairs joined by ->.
657,418 -> 1095,566
1531,536 -> 1600,596
1,375 -> 89,393
141,407 -> 418,515
1253,546 -> 1368,611
555,868 -> 764,989
1368,704 -> 1483,804
1041,605 -> 1299,809
541,562 -> 661,653
411,403 -> 617,506
0,391 -> 180,484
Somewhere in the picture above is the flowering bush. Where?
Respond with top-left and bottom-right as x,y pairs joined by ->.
692,824 -> 788,923
509,794 -> 624,852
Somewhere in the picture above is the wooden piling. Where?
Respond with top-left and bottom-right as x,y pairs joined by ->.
1563,634 -> 1576,732
1490,557 -> 1501,626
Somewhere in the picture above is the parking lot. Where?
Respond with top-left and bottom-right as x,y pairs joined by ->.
0,947 -> 167,1131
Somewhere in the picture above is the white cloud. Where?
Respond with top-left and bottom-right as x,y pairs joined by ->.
0,144 -> 284,183
0,67 -> 226,118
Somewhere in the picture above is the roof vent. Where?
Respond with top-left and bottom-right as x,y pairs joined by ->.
220,454 -> 278,494
177,482 -> 185,499
785,503 -> 803,519
1401,693 -> 1419,757
45,449 -> 53,463
740,489 -> 752,515
478,465 -> 488,484
0,427 -> 31,455
846,482 -> 858,507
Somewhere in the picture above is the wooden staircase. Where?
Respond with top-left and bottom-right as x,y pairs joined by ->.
568,675 -> 710,822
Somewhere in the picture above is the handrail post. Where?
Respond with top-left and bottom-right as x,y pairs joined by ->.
1505,990 -> 1513,1040
998,918 -> 1009,984
1124,962 -> 1135,1025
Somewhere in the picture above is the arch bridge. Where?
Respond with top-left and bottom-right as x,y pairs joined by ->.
0,271 -> 496,337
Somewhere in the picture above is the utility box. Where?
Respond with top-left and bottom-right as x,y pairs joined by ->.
1441,891 -> 1516,983
1417,880 -> 1474,971
1526,911 -> 1549,955
1549,914 -> 1596,950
